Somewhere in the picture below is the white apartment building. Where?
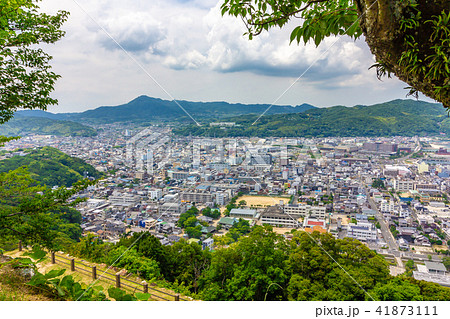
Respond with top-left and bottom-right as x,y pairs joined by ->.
181,192 -> 214,203
399,209 -> 411,218
380,199 -> 395,213
283,204 -> 327,219
393,179 -> 415,192
261,206 -> 299,228
215,191 -> 228,206
346,222 -> 377,241
149,189 -> 162,200
109,193 -> 140,206
159,203 -> 187,217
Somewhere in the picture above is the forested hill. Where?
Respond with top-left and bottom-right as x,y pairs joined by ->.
15,95 -> 316,124
0,147 -> 102,187
0,115 -> 97,137
173,99 -> 448,137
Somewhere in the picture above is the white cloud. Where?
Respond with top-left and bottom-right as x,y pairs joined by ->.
35,0 -> 433,113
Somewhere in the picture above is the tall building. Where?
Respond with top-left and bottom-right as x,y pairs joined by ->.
363,142 -> 398,153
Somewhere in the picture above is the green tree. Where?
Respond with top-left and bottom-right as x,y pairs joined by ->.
372,178 -> 386,189
370,277 -> 423,301
184,216 -> 199,229
221,0 -> 449,107
200,225 -> 289,300
0,167 -> 92,249
165,240 -> 211,292
443,256 -> 450,271
185,225 -> 202,239
405,259 -> 415,271
0,0 -> 69,124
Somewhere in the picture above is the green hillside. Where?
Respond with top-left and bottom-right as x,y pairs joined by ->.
16,95 -> 316,124
0,116 -> 97,137
0,147 -> 102,187
173,99 -> 448,137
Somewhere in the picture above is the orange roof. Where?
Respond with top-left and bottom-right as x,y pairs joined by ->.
304,226 -> 327,234
307,220 -> 325,226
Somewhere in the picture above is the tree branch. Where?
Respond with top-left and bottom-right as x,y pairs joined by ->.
248,0 -> 331,27
1,225 -> 27,236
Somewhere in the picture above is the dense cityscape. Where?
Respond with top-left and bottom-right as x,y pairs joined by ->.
3,125 -> 450,289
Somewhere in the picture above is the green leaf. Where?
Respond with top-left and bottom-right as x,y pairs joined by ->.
135,292 -> 152,301
44,268 -> 66,279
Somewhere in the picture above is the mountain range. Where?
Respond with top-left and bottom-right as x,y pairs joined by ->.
0,114 -> 97,137
9,96 -> 448,138
173,99 -> 448,137
15,95 -> 316,124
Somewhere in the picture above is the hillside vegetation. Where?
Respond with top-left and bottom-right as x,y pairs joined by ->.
0,116 -> 97,137
66,226 -> 450,301
174,99 -> 448,137
16,95 -> 315,124
0,147 -> 102,187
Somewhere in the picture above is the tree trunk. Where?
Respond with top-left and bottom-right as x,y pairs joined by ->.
356,0 -> 449,108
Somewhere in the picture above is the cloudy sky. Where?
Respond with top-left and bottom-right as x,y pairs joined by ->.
39,0 -> 434,113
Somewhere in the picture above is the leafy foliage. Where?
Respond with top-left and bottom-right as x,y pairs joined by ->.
398,2 -> 449,105
371,178 -> 386,189
0,146 -> 103,187
64,226 -> 450,300
0,167 -> 93,250
202,207 -> 221,219
222,0 -> 361,45
0,0 -> 69,124
0,115 -> 97,137
177,206 -> 199,228
220,0 -> 450,107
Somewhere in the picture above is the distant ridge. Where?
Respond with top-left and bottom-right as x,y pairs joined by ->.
14,95 -> 316,124
173,99 -> 448,137
0,115 -> 97,137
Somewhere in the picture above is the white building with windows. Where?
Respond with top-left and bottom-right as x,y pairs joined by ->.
229,208 -> 257,220
149,189 -> 162,200
215,191 -> 228,206
380,199 -> 395,213
283,204 -> 327,219
393,179 -> 415,192
261,206 -> 299,228
109,193 -> 140,206
346,222 -> 377,241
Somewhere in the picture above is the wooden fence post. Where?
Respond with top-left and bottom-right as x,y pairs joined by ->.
71,259 -> 75,272
51,252 -> 56,264
175,293 -> 180,301
18,240 -> 22,252
143,282 -> 148,294
92,266 -> 97,280
115,274 -> 121,288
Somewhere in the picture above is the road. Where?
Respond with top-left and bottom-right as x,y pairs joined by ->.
366,189 -> 400,251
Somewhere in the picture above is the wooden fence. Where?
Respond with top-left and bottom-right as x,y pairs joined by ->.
16,240 -> 188,301
50,252 -> 187,301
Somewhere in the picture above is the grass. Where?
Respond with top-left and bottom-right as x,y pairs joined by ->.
50,252 -> 188,301
0,255 -> 52,301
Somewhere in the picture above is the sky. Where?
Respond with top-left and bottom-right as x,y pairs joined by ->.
39,0 -> 435,113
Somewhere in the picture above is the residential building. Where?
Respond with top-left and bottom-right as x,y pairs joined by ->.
261,206 -> 299,228
393,179 -> 415,192
181,192 -> 214,203
283,204 -> 327,219
229,208 -> 257,220
346,222 -> 377,241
